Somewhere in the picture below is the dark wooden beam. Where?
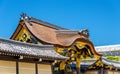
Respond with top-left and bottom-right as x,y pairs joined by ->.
35,62 -> 38,74
16,60 -> 19,74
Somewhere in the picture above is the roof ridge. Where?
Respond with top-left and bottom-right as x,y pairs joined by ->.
55,30 -> 79,34
20,13 -> 68,30
30,17 -> 68,30
55,29 -> 89,34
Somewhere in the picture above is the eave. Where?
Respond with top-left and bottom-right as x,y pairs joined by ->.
0,38 -> 68,61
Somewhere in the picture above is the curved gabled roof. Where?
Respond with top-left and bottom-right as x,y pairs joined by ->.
23,17 -> 89,47
0,38 -> 68,60
11,15 -> 89,46
10,14 -> 101,57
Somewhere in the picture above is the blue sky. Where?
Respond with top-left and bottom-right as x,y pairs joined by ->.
0,0 -> 120,46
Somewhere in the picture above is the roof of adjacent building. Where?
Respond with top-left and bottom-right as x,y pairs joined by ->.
88,57 -> 120,69
11,13 -> 90,47
101,57 -> 120,69
78,57 -> 120,69
0,38 -> 68,60
71,57 -> 120,69
95,44 -> 120,56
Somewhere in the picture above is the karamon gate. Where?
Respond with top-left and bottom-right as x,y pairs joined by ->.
10,13 -> 101,74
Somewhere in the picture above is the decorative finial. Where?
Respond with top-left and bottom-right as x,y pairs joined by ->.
20,13 -> 32,26
78,29 -> 89,37
20,13 -> 28,20
83,29 -> 89,37
85,29 -> 89,34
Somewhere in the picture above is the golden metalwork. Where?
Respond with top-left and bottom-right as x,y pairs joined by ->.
14,27 -> 42,44
60,61 -> 66,70
88,59 -> 113,70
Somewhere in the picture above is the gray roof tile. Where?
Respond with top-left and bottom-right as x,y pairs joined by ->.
0,38 -> 68,60
102,57 -> 120,69
95,44 -> 120,56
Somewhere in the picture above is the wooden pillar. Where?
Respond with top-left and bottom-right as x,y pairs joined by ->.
60,61 -> 66,74
98,68 -> 107,74
16,60 -> 19,74
35,62 -> 38,74
76,58 -> 81,74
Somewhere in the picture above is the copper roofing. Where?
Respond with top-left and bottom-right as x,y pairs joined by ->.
28,16 -> 68,30
20,15 -> 90,46
20,13 -> 68,30
0,38 -> 68,60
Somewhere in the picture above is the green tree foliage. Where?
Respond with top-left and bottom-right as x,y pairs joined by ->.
106,56 -> 120,61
